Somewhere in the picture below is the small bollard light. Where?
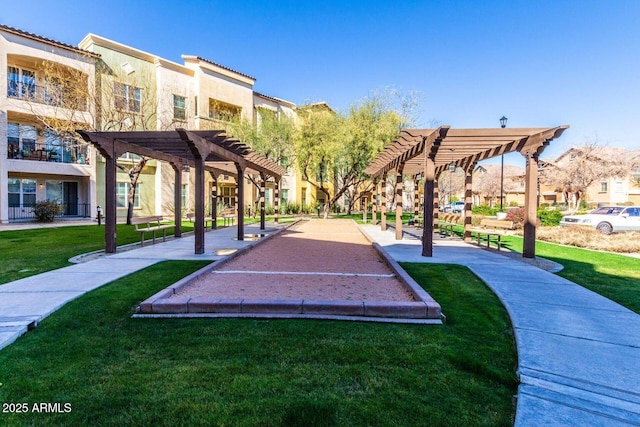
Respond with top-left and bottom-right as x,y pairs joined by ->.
96,205 -> 102,226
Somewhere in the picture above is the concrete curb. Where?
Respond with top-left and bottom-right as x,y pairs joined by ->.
136,219 -> 443,322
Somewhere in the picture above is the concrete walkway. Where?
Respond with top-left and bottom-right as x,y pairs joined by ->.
361,225 -> 640,427
2,221 -> 639,425
0,224 -> 285,352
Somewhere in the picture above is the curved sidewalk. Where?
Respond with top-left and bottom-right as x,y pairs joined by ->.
361,225 -> 640,427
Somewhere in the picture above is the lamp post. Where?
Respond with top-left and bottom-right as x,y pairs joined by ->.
449,162 -> 456,211
96,205 -> 102,226
499,116 -> 508,212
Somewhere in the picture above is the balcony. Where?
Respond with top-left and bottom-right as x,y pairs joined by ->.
8,141 -> 90,165
7,79 -> 88,111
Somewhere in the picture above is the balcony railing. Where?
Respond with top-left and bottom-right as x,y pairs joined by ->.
8,141 -> 90,165
7,79 -> 88,111
9,203 -> 91,221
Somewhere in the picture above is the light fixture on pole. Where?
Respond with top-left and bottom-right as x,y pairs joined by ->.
449,162 -> 456,211
499,116 -> 508,212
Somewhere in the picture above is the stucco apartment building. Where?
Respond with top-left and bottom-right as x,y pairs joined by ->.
1,24 -> 302,223
0,25 -> 98,223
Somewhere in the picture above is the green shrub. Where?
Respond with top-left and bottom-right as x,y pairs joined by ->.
32,200 -> 63,222
537,208 -> 563,226
472,205 -> 498,216
286,202 -> 301,214
505,208 -> 526,229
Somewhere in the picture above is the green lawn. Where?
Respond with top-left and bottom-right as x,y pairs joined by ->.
0,222 -> 192,284
0,261 -> 517,427
443,225 -> 640,314
0,216 -> 297,285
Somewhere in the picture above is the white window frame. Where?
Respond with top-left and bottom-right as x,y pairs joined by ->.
7,66 -> 36,99
116,182 -> 140,208
8,178 -> 37,207
114,82 -> 141,113
173,94 -> 187,120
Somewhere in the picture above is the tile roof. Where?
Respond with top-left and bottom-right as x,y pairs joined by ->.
191,55 -> 255,81
0,24 -> 100,58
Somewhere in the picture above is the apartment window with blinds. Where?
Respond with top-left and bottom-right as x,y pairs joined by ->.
114,82 -> 141,113
600,181 -> 608,193
116,182 -> 140,208
8,178 -> 36,207
173,95 -> 186,120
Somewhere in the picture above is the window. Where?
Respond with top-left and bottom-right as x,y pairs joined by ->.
8,123 -> 37,156
119,152 -> 141,161
600,181 -> 608,193
7,66 -> 35,99
221,186 -> 236,207
615,181 -> 624,193
208,99 -> 240,122
632,167 -> 640,185
116,182 -> 140,208
114,82 -> 141,112
625,207 -> 640,217
45,181 -> 63,202
173,95 -> 186,120
8,178 -> 36,207
280,189 -> 289,203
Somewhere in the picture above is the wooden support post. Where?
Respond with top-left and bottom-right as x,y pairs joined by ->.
362,195 -> 367,223
395,165 -> 404,240
422,158 -> 436,257
173,163 -> 182,238
274,180 -> 279,224
105,155 -> 117,253
372,179 -> 378,225
523,152 -> 539,258
194,156 -> 205,254
260,172 -> 266,230
235,163 -> 245,241
433,178 -> 439,231
381,173 -> 387,231
210,172 -> 218,229
414,176 -> 420,225
464,166 -> 474,241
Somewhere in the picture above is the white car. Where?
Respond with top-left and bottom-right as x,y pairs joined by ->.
559,206 -> 640,234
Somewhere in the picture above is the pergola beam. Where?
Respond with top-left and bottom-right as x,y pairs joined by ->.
78,129 -> 284,254
366,125 -> 569,258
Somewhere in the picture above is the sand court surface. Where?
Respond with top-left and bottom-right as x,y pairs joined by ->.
138,218 -> 441,321
174,219 -> 415,301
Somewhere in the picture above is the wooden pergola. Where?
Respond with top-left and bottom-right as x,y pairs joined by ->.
78,129 -> 285,254
364,125 -> 569,258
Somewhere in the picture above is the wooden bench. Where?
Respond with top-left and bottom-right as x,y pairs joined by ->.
438,213 -> 463,237
219,207 -> 235,227
185,212 -> 214,229
131,216 -> 173,246
470,218 -> 514,250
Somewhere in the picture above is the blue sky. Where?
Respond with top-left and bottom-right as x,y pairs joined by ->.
2,0 -> 639,162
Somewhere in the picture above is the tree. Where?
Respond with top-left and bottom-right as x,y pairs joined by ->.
22,58 -> 158,224
439,168 -> 466,206
472,164 -> 522,208
229,108 -> 296,213
295,95 -> 404,218
539,142 -> 630,211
